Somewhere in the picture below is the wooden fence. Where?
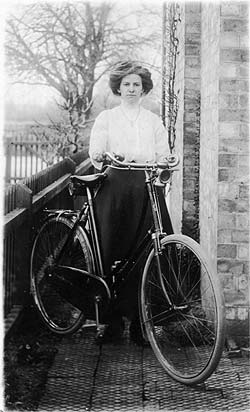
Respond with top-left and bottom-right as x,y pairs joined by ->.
4,149 -> 93,335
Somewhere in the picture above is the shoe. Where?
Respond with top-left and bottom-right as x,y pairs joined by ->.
129,318 -> 149,347
95,318 -> 125,345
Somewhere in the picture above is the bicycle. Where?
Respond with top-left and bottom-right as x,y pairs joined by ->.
30,151 -> 225,385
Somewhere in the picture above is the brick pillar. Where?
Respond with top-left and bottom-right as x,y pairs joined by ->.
171,2 -> 201,238
200,2 -> 249,345
182,3 -> 201,241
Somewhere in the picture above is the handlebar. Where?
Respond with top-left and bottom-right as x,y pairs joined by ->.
104,152 -> 179,170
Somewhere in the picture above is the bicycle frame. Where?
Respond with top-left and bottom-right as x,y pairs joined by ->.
44,153 -> 178,321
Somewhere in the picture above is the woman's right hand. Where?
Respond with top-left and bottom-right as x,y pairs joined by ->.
92,152 -> 106,163
104,152 -> 125,165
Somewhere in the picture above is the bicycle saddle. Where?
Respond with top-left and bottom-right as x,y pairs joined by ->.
70,173 -> 107,189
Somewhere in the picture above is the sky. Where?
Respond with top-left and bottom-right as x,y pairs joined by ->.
2,1 -> 60,106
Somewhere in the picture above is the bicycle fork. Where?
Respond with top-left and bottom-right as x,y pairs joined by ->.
151,233 -> 172,306
145,173 -> 171,306
151,232 -> 190,323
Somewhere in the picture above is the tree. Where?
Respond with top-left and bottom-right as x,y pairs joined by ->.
5,2 -> 163,155
6,3 -> 112,128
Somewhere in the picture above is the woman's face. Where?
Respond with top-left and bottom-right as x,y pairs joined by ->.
118,74 -> 143,104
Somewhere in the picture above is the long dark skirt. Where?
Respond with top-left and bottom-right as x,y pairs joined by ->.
94,167 -> 173,318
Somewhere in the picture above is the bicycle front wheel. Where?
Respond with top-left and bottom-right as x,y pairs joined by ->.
30,216 -> 93,334
141,234 -> 225,385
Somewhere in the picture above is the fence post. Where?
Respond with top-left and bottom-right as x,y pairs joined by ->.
5,142 -> 11,184
15,183 -> 33,305
16,183 -> 32,209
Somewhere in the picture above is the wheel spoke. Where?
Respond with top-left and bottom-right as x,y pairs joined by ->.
30,217 -> 93,334
141,235 -> 225,385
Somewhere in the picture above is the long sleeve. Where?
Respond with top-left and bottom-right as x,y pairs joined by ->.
89,111 -> 108,170
154,118 -> 170,162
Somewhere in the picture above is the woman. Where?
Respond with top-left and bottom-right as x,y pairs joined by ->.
89,60 -> 173,345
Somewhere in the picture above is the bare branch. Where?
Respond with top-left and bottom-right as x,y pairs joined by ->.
5,2 -> 162,152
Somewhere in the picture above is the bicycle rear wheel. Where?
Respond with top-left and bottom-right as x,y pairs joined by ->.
30,216 -> 93,334
141,234 -> 225,385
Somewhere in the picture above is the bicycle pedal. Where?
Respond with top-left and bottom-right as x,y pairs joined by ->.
95,325 -> 107,344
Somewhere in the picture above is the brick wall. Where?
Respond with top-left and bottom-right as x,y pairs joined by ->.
172,1 -> 249,344
217,1 -> 249,344
182,3 -> 201,241
200,1 -> 249,344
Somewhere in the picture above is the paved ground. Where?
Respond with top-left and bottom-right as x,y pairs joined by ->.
38,324 -> 250,412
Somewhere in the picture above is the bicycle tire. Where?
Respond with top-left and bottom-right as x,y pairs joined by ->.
140,234 -> 225,385
30,216 -> 94,334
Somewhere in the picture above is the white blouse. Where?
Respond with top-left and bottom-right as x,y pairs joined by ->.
89,105 -> 170,170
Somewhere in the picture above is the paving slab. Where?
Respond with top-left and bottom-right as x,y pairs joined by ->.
39,325 -> 250,412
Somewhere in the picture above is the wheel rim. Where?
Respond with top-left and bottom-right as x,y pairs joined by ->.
142,237 -> 223,383
31,218 -> 89,332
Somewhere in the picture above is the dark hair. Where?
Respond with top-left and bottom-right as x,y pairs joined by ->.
109,61 -> 153,96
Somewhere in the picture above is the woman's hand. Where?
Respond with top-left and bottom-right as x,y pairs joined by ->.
92,152 -> 106,163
